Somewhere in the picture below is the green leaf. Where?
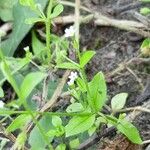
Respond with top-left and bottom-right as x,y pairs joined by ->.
25,17 -> 44,24
140,7 -> 150,15
1,0 -> 48,56
117,119 -> 142,144
0,57 -> 30,85
95,116 -> 106,127
55,126 -> 65,137
19,0 -> 36,10
19,0 -> 34,6
111,93 -> 128,111
32,31 -> 46,56
55,144 -> 66,150
0,0 -> 17,21
56,62 -> 80,70
69,139 -> 80,149
76,77 -> 86,92
46,129 -> 57,137
80,51 -> 96,68
52,116 -> 62,127
29,115 -> 53,149
50,4 -> 64,19
106,115 -> 119,126
66,103 -> 84,113
88,72 -> 107,112
65,114 -> 95,137
141,38 -> 150,48
7,114 -> 31,132
20,72 -> 46,100
1,61 -> 20,96
141,38 -> 150,56
88,125 -> 96,136
0,87 -> 4,98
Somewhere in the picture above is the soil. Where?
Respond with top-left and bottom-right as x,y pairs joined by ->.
1,0 -> 150,149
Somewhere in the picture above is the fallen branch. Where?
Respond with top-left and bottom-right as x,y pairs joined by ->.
53,13 -> 150,37
94,13 -> 150,37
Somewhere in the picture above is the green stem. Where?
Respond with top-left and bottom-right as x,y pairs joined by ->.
80,68 -> 95,111
80,68 -> 91,96
63,54 -> 80,67
0,110 -> 93,117
75,0 -> 80,50
45,0 -> 53,63
46,21 -> 51,61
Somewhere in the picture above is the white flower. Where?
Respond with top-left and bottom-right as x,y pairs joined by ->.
0,101 -> 4,108
69,72 -> 78,79
67,72 -> 78,86
64,26 -> 75,38
24,46 -> 29,51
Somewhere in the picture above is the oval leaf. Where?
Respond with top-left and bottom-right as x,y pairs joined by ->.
32,31 -> 45,56
88,72 -> 107,112
69,138 -> 80,149
111,93 -> 128,111
50,4 -> 64,19
65,114 -> 95,137
117,119 -> 142,144
7,114 -> 31,132
25,18 -> 44,24
52,116 -> 62,127
140,7 -> 150,15
66,103 -> 84,113
20,72 -> 46,100
80,51 -> 96,68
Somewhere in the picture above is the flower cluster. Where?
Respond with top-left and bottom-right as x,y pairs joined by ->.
64,26 -> 75,38
67,72 -> 78,86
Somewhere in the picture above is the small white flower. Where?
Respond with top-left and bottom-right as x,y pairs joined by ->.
68,72 -> 78,79
67,79 -> 74,86
24,46 -> 29,51
64,26 -> 75,38
67,72 -> 78,86
0,101 -> 4,108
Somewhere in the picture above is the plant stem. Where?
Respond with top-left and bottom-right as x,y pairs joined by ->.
75,0 -> 80,44
80,68 -> 96,111
80,68 -> 91,96
45,0 -> 53,63
0,110 -> 93,117
75,0 -> 81,60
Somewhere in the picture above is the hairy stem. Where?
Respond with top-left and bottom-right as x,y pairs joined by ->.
45,0 -> 53,63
